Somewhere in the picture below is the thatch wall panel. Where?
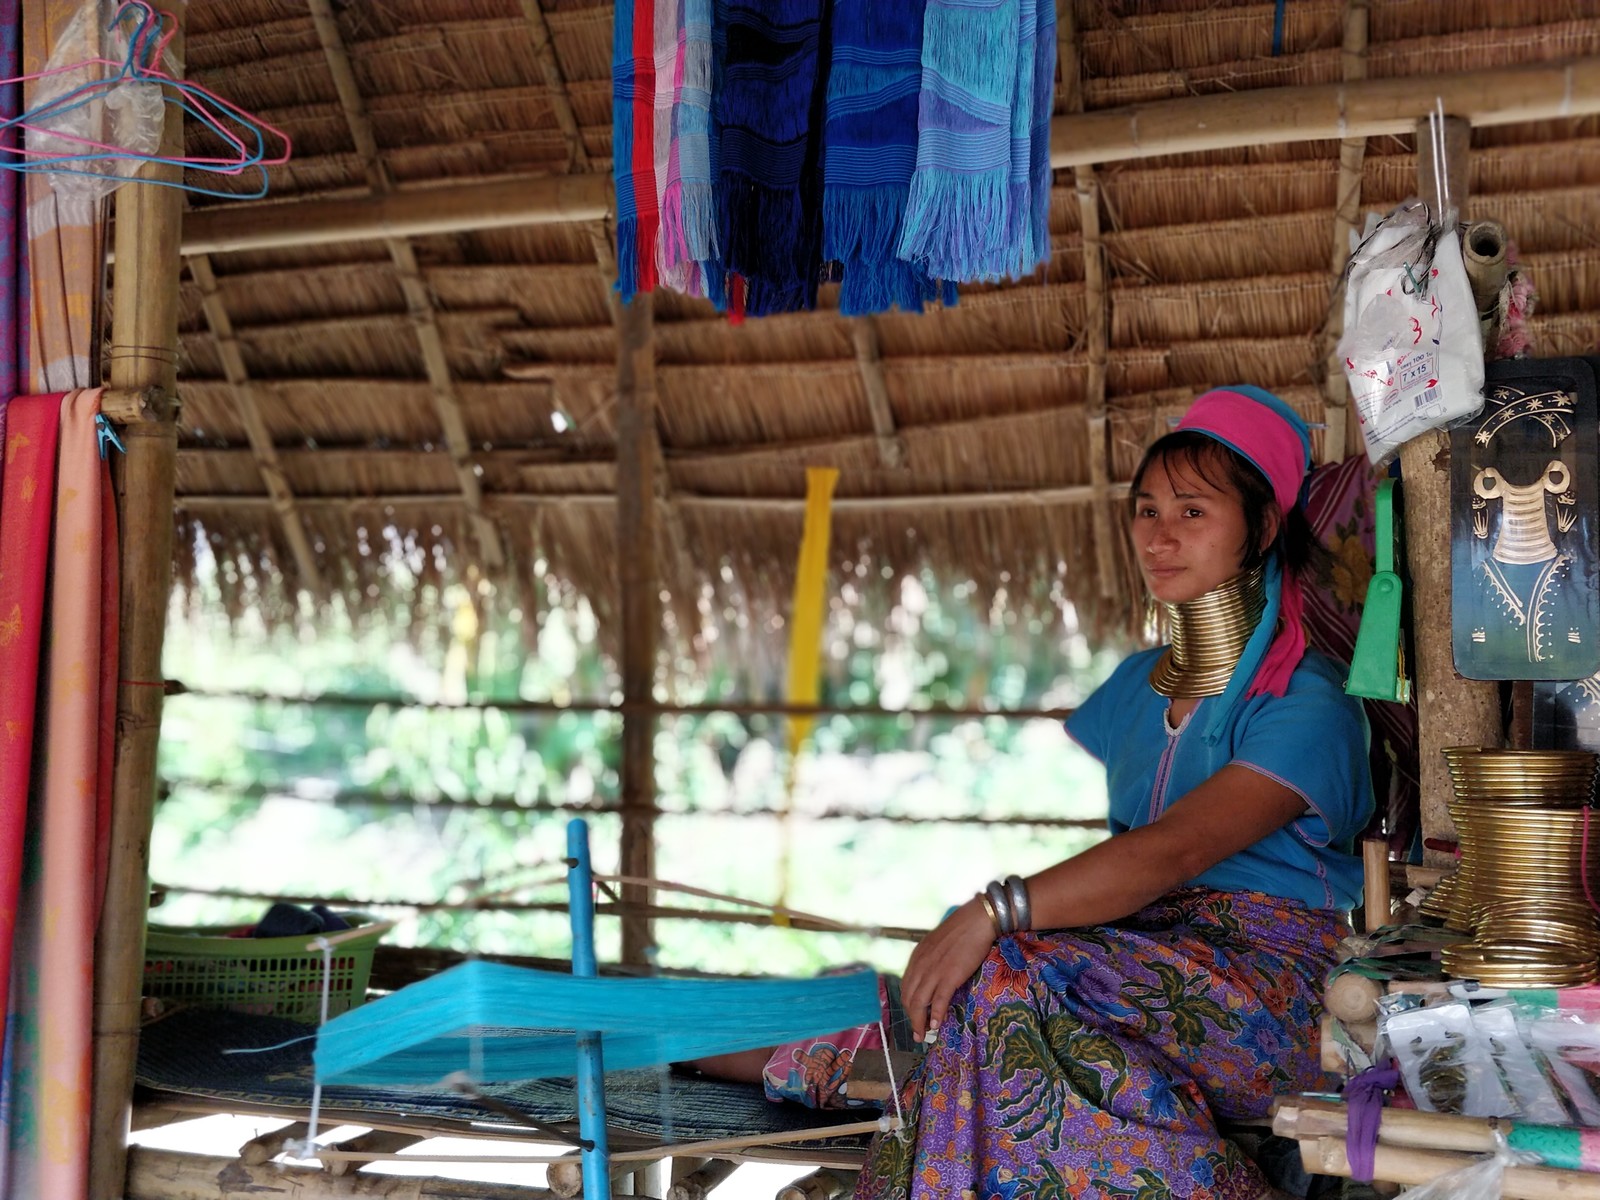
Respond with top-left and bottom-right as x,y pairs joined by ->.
1085,49 -> 1342,110
501,327 -> 616,366
884,357 -> 1078,427
1525,313 -> 1600,358
434,225 -> 608,268
1105,212 -> 1329,284
1099,162 -> 1337,228
1111,274 -> 1329,347
189,19 -> 320,73
656,364 -> 867,449
337,0 -> 556,39
188,153 -> 364,201
876,286 -> 1084,358
433,264 -> 612,326
1368,24 -> 1600,79
1515,252 -> 1600,316
1081,3 -> 1341,77
182,264 -> 408,328
1478,189 -> 1600,255
1370,0 -> 1600,40
201,242 -> 392,276
178,380 -> 435,448
191,49 -> 334,112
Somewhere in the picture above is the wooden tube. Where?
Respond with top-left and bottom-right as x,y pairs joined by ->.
1363,838 -> 1392,933
776,1168 -> 854,1200
667,1158 -> 739,1200
1300,1134 -> 1600,1200
1463,221 -> 1510,317
127,1145 -> 565,1199
239,1121 -> 311,1166
98,387 -> 176,425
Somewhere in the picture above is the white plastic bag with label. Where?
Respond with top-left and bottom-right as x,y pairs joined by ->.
1339,201 -> 1485,465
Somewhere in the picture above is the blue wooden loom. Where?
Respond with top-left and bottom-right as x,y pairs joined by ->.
309,819 -> 885,1198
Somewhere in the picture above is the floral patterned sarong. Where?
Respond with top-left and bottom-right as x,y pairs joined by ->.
855,888 -> 1347,1200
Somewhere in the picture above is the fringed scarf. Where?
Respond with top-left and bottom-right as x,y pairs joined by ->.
823,0 -> 955,316
613,0 -> 658,300
659,0 -> 722,300
651,0 -> 695,295
714,0 -> 832,316
898,0 -> 1056,282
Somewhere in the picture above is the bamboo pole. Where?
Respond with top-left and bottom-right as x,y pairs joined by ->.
239,1121 -> 311,1166
667,1158 -> 740,1200
515,0 -> 589,172
90,13 -> 186,1195
616,290 -> 659,966
1320,0 -> 1369,461
98,386 -> 175,424
1297,1134 -> 1600,1200
173,481 -> 1132,514
850,318 -> 906,469
125,1146 -> 563,1200
176,62 -> 1600,255
163,685 -> 1080,721
1401,115 -> 1504,864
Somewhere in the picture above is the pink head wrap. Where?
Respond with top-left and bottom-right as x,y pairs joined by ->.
1173,386 -> 1313,704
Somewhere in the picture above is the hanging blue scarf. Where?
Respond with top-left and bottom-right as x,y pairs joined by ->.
713,0 -> 831,316
822,0 -> 955,316
897,0 -> 1056,283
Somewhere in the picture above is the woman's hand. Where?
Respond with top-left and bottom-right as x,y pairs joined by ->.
900,897 -> 998,1043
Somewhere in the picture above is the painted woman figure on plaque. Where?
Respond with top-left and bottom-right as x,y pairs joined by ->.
1451,358 -> 1600,681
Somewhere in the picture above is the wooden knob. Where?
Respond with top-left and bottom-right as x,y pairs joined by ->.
1325,972 -> 1383,1024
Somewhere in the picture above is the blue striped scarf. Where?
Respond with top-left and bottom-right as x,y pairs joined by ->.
714,0 -> 832,316
822,0 -> 955,316
897,0 -> 1056,283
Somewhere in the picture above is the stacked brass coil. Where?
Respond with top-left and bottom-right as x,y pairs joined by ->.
1433,747 -> 1600,987
1148,564 -> 1267,698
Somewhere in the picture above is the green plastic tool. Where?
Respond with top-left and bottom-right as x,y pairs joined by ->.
1346,477 -> 1412,704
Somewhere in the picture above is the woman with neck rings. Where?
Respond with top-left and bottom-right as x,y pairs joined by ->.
856,387 -> 1375,1200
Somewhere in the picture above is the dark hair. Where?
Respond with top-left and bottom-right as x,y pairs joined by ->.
1128,431 -> 1320,577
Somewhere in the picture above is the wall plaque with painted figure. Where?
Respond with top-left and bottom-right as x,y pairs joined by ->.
1450,357 -> 1600,680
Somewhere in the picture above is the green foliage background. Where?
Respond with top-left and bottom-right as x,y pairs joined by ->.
154,571 -> 1123,977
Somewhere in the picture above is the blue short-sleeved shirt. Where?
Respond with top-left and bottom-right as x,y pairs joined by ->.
1064,646 -> 1374,911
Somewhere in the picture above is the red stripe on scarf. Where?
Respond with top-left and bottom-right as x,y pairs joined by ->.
0,393 -> 65,1022
631,0 -> 659,292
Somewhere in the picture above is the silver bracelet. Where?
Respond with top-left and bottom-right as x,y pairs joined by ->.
1004,874 -> 1032,932
984,880 -> 1015,934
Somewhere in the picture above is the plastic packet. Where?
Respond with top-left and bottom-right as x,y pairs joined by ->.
27,0 -> 166,213
1471,1002 -> 1570,1125
1338,200 -> 1485,466
1384,1002 -> 1514,1117
1529,1018 -> 1600,1127
1391,1134 -> 1532,1200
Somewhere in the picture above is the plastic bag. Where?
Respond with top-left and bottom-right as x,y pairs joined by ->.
1529,1017 -> 1600,1126
1385,1002 -> 1515,1117
27,0 -> 166,214
1339,200 -> 1485,465
1472,1002 -> 1570,1125
1391,1136 -> 1528,1200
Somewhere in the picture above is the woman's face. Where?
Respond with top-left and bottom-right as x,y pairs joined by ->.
1132,452 -> 1254,604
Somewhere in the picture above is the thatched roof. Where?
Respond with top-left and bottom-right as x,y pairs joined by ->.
168,0 -> 1600,649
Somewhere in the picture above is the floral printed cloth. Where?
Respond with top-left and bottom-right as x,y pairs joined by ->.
854,888 -> 1347,1200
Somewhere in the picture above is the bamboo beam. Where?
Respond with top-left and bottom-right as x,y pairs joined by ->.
308,0 -> 505,569
850,318 -> 906,469
1296,1135 -> 1600,1200
189,254 -> 325,594
165,686 -> 1079,721
1059,1 -> 1119,598
616,292 -> 659,966
1046,58 -> 1600,167
1402,115 -> 1502,865
91,14 -> 186,1195
177,60 -> 1600,256
173,481 -> 1131,514
1320,0 -> 1370,462
517,0 -> 589,172
125,1145 -> 562,1200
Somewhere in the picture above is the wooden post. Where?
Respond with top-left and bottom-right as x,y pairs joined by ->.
90,12 -> 185,1196
1399,114 -> 1502,864
127,1146 -> 565,1199
616,292 -> 659,966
